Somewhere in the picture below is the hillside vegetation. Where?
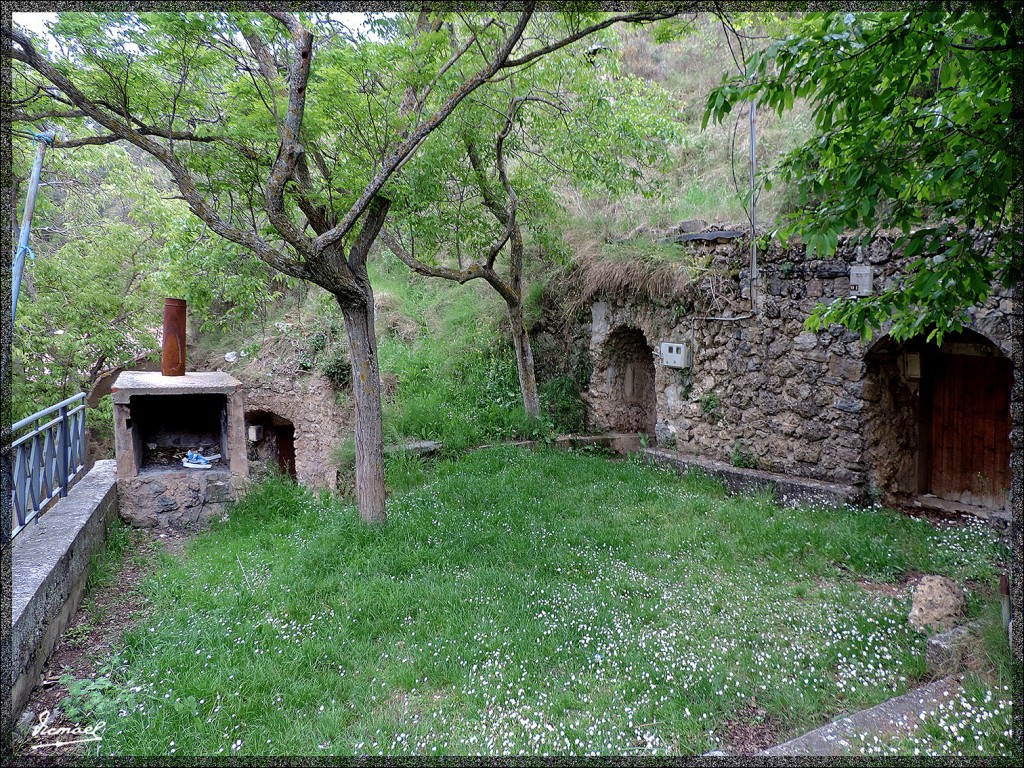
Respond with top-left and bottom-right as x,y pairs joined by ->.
10,14 -> 810,435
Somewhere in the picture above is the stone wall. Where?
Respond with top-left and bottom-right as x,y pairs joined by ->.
118,468 -> 247,529
239,369 -> 350,490
190,323 -> 353,491
583,231 -> 1015,507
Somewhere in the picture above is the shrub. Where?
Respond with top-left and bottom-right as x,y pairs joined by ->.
730,441 -> 759,469
299,330 -> 328,370
542,375 -> 587,434
316,341 -> 352,389
699,391 -> 720,414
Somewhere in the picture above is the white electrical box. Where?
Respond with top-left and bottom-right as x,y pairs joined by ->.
247,425 -> 264,442
660,342 -> 691,369
849,265 -> 874,296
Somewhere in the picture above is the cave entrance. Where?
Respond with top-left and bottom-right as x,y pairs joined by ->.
601,325 -> 656,434
245,410 -> 297,480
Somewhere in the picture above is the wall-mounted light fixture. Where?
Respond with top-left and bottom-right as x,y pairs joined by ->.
905,351 -> 921,379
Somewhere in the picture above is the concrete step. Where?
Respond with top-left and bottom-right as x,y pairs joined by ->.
758,676 -> 961,756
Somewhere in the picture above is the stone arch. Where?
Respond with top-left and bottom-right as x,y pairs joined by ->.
238,370 -> 349,490
864,328 -> 1012,512
245,410 -> 297,480
591,325 -> 657,434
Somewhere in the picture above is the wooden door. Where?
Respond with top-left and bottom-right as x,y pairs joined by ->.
928,354 -> 1012,508
276,424 -> 297,479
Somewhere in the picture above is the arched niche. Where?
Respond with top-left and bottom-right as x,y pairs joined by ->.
864,328 -> 1012,512
595,325 -> 657,434
245,410 -> 297,480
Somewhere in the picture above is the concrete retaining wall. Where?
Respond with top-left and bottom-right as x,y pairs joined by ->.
9,460 -> 118,723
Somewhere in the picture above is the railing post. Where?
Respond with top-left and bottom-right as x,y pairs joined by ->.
76,397 -> 85,470
58,404 -> 70,496
9,393 -> 87,541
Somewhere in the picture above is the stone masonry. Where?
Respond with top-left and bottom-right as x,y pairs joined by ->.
111,371 -> 249,528
584,229 -> 1014,509
241,369 -> 350,489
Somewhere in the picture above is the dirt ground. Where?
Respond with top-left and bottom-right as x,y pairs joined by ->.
13,527 -> 192,758
718,699 -> 790,755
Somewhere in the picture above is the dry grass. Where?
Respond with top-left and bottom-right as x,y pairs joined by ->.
575,245 -> 695,307
556,221 -> 744,317
581,17 -> 816,236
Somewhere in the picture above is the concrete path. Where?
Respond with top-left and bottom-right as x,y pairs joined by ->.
758,676 -> 961,756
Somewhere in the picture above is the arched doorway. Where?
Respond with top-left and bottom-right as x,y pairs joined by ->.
245,410 -> 297,480
597,326 -> 657,434
865,329 -> 1012,512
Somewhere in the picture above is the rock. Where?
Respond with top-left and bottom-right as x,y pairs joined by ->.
676,218 -> 708,234
792,332 -> 818,351
224,351 -> 238,363
16,708 -> 37,740
385,440 -> 443,457
834,399 -> 863,414
661,230 -> 745,245
655,421 -> 675,446
909,575 -> 967,633
926,622 -> 975,676
814,259 -> 848,278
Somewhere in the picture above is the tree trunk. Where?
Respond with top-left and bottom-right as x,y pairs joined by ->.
508,300 -> 541,419
1010,274 -> 1022,660
340,293 -> 387,524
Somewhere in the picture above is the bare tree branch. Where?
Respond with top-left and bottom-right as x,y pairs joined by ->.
502,7 -> 684,69
313,8 -> 535,253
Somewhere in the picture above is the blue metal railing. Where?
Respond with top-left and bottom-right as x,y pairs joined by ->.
10,393 -> 86,541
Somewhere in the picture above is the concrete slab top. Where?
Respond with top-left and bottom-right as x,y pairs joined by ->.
646,447 -> 859,497
111,370 -> 242,403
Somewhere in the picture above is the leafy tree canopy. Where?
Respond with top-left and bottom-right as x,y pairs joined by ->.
389,29 -> 683,271
705,6 -> 1021,343
10,144 -> 168,419
9,7 -> 685,522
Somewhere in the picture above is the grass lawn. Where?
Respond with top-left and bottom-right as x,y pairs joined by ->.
69,447 -> 1010,757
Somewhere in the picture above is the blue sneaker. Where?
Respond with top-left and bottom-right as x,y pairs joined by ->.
182,450 -> 221,468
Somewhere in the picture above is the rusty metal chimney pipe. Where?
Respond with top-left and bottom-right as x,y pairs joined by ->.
161,298 -> 187,376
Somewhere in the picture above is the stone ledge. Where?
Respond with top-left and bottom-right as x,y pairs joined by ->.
759,676 -> 961,756
10,460 -> 119,723
385,440 -> 443,457
644,448 -> 861,507
480,433 -> 644,455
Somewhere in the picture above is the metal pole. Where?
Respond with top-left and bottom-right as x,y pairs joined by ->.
11,131 -> 54,326
749,97 -> 757,309
58,404 -> 69,495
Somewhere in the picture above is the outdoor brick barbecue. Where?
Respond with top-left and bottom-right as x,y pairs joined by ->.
111,371 -> 248,528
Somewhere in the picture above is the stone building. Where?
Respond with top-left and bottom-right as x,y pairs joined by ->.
204,331 -> 353,491
237,367 -> 350,490
583,228 -> 1015,518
